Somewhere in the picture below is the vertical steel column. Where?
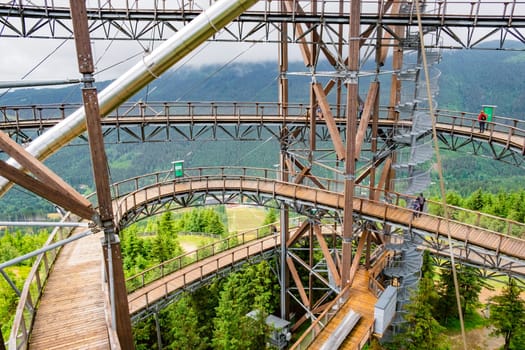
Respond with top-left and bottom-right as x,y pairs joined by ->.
69,0 -> 134,348
341,0 -> 361,287
278,0 -> 290,320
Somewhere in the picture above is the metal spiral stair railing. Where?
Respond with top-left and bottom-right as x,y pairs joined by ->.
382,232 -> 424,339
386,11 -> 442,339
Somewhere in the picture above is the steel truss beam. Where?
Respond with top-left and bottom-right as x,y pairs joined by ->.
438,133 -> 525,169
0,2 -> 525,50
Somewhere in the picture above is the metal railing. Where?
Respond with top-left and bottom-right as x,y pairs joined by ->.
2,0 -> 525,21
2,103 -> 524,153
110,166 -> 525,240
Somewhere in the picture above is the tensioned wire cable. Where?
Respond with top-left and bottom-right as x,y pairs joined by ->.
414,1 -> 467,349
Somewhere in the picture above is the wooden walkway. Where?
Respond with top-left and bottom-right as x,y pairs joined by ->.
308,270 -> 377,350
28,229 -> 110,349
128,235 -> 279,315
117,178 -> 525,267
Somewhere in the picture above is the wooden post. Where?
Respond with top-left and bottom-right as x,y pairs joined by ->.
341,0 -> 361,289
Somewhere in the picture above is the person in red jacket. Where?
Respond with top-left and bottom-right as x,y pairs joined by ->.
477,110 -> 488,132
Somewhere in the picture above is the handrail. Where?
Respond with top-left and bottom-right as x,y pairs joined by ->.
125,222 -> 284,292
2,0 -> 525,20
289,282 -> 358,349
102,270 -> 122,350
127,234 -> 279,313
2,102 -> 525,134
3,103 -> 524,154
8,213 -> 79,350
111,166 -> 525,240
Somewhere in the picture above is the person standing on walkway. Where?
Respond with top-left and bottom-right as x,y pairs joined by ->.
478,110 -> 488,132
416,193 -> 425,216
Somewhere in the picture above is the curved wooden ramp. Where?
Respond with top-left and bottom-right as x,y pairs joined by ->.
128,235 -> 279,316
28,229 -> 110,349
116,178 -> 525,268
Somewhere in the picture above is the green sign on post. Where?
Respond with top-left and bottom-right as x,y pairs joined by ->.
172,160 -> 184,178
482,105 -> 497,122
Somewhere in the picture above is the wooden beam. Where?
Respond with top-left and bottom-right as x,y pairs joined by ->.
348,230 -> 369,287
355,82 -> 379,159
285,158 -> 295,176
283,0 -> 312,66
284,0 -> 338,67
0,131 -> 92,209
312,82 -> 345,160
69,0 -> 134,347
314,225 -> 341,286
379,1 -> 399,65
355,153 -> 389,185
292,158 -> 326,190
287,220 -> 311,247
376,157 -> 393,199
0,160 -> 95,220
294,166 -> 310,185
323,79 -> 336,96
286,256 -> 310,307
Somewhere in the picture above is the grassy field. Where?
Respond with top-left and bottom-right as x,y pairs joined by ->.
178,235 -> 216,252
178,205 -> 267,252
226,205 -> 267,233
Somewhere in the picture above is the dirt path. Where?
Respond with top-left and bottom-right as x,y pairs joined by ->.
449,326 -> 503,350
449,288 -> 504,350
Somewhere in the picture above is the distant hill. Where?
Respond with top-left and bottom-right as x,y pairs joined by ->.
1,48 -> 524,118
438,50 -> 525,118
1,46 -> 524,219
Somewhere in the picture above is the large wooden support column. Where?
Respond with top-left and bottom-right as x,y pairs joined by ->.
341,0 -> 361,288
69,0 -> 134,348
102,238 -> 134,347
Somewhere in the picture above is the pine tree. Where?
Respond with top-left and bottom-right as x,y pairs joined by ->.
437,263 -> 484,323
489,278 -> 525,350
399,251 -> 449,349
163,295 -> 207,350
151,211 -> 183,263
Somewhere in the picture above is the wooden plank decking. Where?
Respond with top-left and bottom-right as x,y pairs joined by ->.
309,269 -> 377,350
29,229 -> 109,349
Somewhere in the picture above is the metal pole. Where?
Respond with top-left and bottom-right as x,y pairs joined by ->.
0,221 -> 89,228
0,229 -> 93,270
0,79 -> 81,89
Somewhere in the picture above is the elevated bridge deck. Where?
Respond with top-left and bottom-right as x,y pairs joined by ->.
2,103 -> 524,161
128,234 -> 280,316
28,229 -> 110,349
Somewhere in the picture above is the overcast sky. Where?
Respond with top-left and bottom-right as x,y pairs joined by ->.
0,35 -> 285,86
0,0 -> 521,88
